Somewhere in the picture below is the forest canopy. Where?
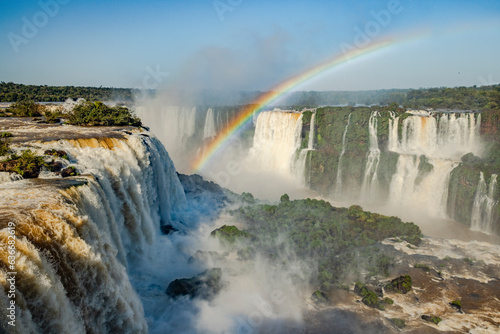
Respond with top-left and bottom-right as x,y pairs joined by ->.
1,82 -> 499,111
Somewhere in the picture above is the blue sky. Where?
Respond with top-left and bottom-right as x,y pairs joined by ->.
0,0 -> 499,91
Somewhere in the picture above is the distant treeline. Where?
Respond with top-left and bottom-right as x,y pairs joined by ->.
1,81 -> 499,111
282,85 -> 500,110
0,82 -> 135,102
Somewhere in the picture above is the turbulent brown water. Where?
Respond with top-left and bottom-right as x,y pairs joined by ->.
0,119 -> 186,333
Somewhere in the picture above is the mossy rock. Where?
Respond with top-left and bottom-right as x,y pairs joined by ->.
449,300 -> 463,313
166,268 -> 223,299
421,315 -> 442,325
383,297 -> 394,305
354,282 -> 384,310
210,225 -> 255,243
44,149 -> 68,160
384,275 -> 412,294
311,290 -> 330,304
390,318 -> 406,329
61,166 -> 79,177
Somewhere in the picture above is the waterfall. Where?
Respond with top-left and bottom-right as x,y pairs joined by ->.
386,112 -> 481,216
296,111 -> 316,185
335,113 -> 351,198
308,112 -> 316,149
249,111 -> 303,177
0,131 -> 187,333
471,173 -> 498,233
388,155 -> 457,217
203,108 -> 216,139
360,111 -> 381,200
388,111 -> 400,151
392,112 -> 481,159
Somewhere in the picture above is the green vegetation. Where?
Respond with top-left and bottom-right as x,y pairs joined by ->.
44,149 -> 68,160
391,318 -> 406,329
61,166 -> 80,177
421,315 -> 442,325
0,133 -> 12,156
7,100 -> 44,117
282,84 -> 500,110
311,290 -> 329,304
354,282 -> 385,310
43,110 -> 64,123
66,101 -> 142,126
210,225 -> 255,244
384,275 -> 412,294
450,300 -> 462,310
3,150 -> 45,178
414,263 -> 432,271
229,197 -> 421,290
383,297 -> 394,305
0,82 -> 134,102
0,138 -> 10,156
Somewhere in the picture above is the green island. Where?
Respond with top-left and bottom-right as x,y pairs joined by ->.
214,196 -> 422,291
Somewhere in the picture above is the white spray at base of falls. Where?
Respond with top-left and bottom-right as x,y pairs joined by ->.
296,111 -> 316,186
335,113 -> 351,198
249,111 -> 303,178
471,173 -> 498,233
360,111 -> 381,201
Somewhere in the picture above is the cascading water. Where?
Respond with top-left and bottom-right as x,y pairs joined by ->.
335,113 -> 351,198
203,108 -> 216,140
387,112 -> 481,217
0,130 -> 187,333
360,111 -> 380,201
471,173 -> 498,233
296,111 -> 316,185
249,111 -> 303,178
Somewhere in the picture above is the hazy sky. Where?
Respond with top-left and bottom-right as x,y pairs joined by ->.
1,0 -> 499,91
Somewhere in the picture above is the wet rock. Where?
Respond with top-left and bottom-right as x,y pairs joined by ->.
166,268 -> 223,299
449,300 -> 463,313
0,160 -> 40,178
354,282 -> 384,310
421,315 -> 442,325
311,290 -> 330,304
61,166 -> 79,177
160,224 -> 178,235
46,160 -> 64,173
44,149 -> 68,159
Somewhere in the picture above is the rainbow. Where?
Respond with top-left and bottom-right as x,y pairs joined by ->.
190,36 -> 398,172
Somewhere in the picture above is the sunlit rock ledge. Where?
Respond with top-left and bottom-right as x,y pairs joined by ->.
0,116 -> 140,144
